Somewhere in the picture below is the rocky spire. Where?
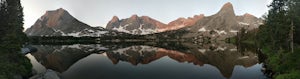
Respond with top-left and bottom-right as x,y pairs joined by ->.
111,16 -> 120,23
217,2 -> 235,16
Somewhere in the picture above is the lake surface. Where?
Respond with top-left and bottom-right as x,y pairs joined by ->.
26,42 -> 267,79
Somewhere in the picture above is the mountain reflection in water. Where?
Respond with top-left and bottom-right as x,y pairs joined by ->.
27,43 -> 266,79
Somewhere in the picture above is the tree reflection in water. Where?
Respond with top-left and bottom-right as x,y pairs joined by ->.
28,42 -> 266,79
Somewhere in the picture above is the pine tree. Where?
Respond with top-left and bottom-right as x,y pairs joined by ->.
0,0 -> 28,49
258,0 -> 290,50
0,0 -> 8,41
0,0 -> 31,78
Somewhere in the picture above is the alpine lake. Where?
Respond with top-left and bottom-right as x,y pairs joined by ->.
26,41 -> 268,79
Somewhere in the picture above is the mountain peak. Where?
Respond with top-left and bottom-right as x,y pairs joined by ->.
45,8 -> 68,15
25,8 -> 93,36
106,15 -> 166,35
43,8 -> 72,27
223,2 -> 233,9
217,2 -> 235,15
111,16 -> 120,22
57,8 -> 66,12
130,14 -> 139,20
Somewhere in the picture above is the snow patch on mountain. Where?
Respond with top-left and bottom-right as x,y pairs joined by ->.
52,28 -> 66,35
113,25 -> 130,34
138,25 -> 157,35
215,46 -> 227,51
112,24 -> 156,35
198,27 -> 207,32
50,28 -> 110,37
239,22 -> 250,26
214,30 -> 227,35
198,49 -> 206,53
230,30 -> 238,33
230,48 -> 237,51
66,32 -> 80,37
238,56 -> 250,59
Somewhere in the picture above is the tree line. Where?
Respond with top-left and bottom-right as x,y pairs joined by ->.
0,0 -> 32,78
236,0 -> 300,78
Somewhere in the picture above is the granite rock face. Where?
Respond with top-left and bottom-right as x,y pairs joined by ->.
25,8 -> 132,37
26,2 -> 262,39
178,2 -> 263,40
107,2 -> 262,36
25,8 -> 93,36
106,15 -> 166,35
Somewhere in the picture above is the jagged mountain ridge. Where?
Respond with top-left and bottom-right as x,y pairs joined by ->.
25,8 -> 129,37
186,2 -> 261,32
158,14 -> 205,32
163,2 -> 263,40
25,2 -> 262,38
106,14 -> 205,35
106,15 -> 166,35
106,2 -> 262,35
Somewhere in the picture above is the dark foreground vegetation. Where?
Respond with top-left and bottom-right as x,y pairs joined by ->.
233,0 -> 300,78
0,0 -> 33,78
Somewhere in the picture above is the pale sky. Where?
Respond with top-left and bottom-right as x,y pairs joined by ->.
21,0 -> 273,30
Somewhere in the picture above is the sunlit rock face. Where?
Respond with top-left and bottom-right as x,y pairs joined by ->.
106,13 -> 205,34
158,14 -> 205,32
106,15 -> 166,35
25,8 -> 115,37
25,8 -> 91,36
106,14 -> 204,34
172,2 -> 263,40
107,2 -> 262,37
25,2 -> 262,39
